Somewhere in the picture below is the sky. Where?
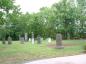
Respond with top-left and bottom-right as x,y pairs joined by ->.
15,0 -> 60,13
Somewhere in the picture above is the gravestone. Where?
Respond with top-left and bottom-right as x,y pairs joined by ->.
29,38 -> 31,42
48,37 -> 51,43
31,32 -> 34,44
25,33 -> 28,42
19,35 -> 21,41
20,37 -> 24,44
56,33 -> 64,49
37,35 -> 41,44
8,36 -> 12,44
41,37 -> 43,41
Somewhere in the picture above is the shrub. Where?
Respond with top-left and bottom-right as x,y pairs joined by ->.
83,44 -> 86,53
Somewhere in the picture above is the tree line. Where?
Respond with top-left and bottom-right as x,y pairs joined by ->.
0,0 -> 86,41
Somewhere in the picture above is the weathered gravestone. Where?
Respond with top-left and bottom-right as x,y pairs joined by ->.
20,34 -> 24,44
31,32 -> 34,44
20,37 -> 24,44
56,33 -> 64,49
25,33 -> 28,42
37,35 -> 41,44
8,36 -> 12,44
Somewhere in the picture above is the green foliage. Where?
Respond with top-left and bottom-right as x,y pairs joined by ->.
0,0 -> 21,40
0,0 -> 86,40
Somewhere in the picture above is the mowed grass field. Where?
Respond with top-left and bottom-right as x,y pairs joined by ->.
0,40 -> 85,64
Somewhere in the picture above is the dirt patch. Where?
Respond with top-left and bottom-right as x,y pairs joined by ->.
64,43 -> 79,46
47,43 -> 79,48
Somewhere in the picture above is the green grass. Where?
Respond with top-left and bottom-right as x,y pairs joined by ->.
0,40 -> 85,64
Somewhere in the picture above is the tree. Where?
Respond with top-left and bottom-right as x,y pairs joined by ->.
76,0 -> 86,38
0,0 -> 21,42
52,0 -> 79,39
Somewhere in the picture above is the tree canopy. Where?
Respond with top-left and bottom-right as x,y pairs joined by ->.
0,0 -> 86,40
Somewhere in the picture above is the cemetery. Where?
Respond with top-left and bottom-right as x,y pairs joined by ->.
0,38 -> 85,64
0,0 -> 86,64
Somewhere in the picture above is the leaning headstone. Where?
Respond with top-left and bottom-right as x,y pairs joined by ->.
8,36 -> 12,44
20,37 -> 24,44
37,35 -> 41,44
25,33 -> 28,42
48,37 -> 51,43
56,33 -> 64,49
31,32 -> 34,44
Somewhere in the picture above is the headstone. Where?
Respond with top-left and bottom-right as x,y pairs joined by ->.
56,33 -> 64,49
31,32 -> 34,44
20,37 -> 24,44
8,36 -> 12,44
25,33 -> 28,42
19,35 -> 21,41
37,35 -> 41,44
48,37 -> 51,43
29,38 -> 31,42
41,37 -> 43,41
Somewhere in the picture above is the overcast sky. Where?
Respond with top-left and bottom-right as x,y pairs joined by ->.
15,0 -> 60,13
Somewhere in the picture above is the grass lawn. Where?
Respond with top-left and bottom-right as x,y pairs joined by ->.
0,40 -> 85,64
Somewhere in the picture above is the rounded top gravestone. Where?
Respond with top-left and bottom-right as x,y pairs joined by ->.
8,36 -> 12,44
56,33 -> 64,49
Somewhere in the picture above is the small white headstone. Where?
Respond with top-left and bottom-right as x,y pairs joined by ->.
41,37 -> 43,41
48,37 -> 51,43
29,38 -> 31,41
31,32 -> 34,44
25,33 -> 28,41
32,38 -> 34,44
